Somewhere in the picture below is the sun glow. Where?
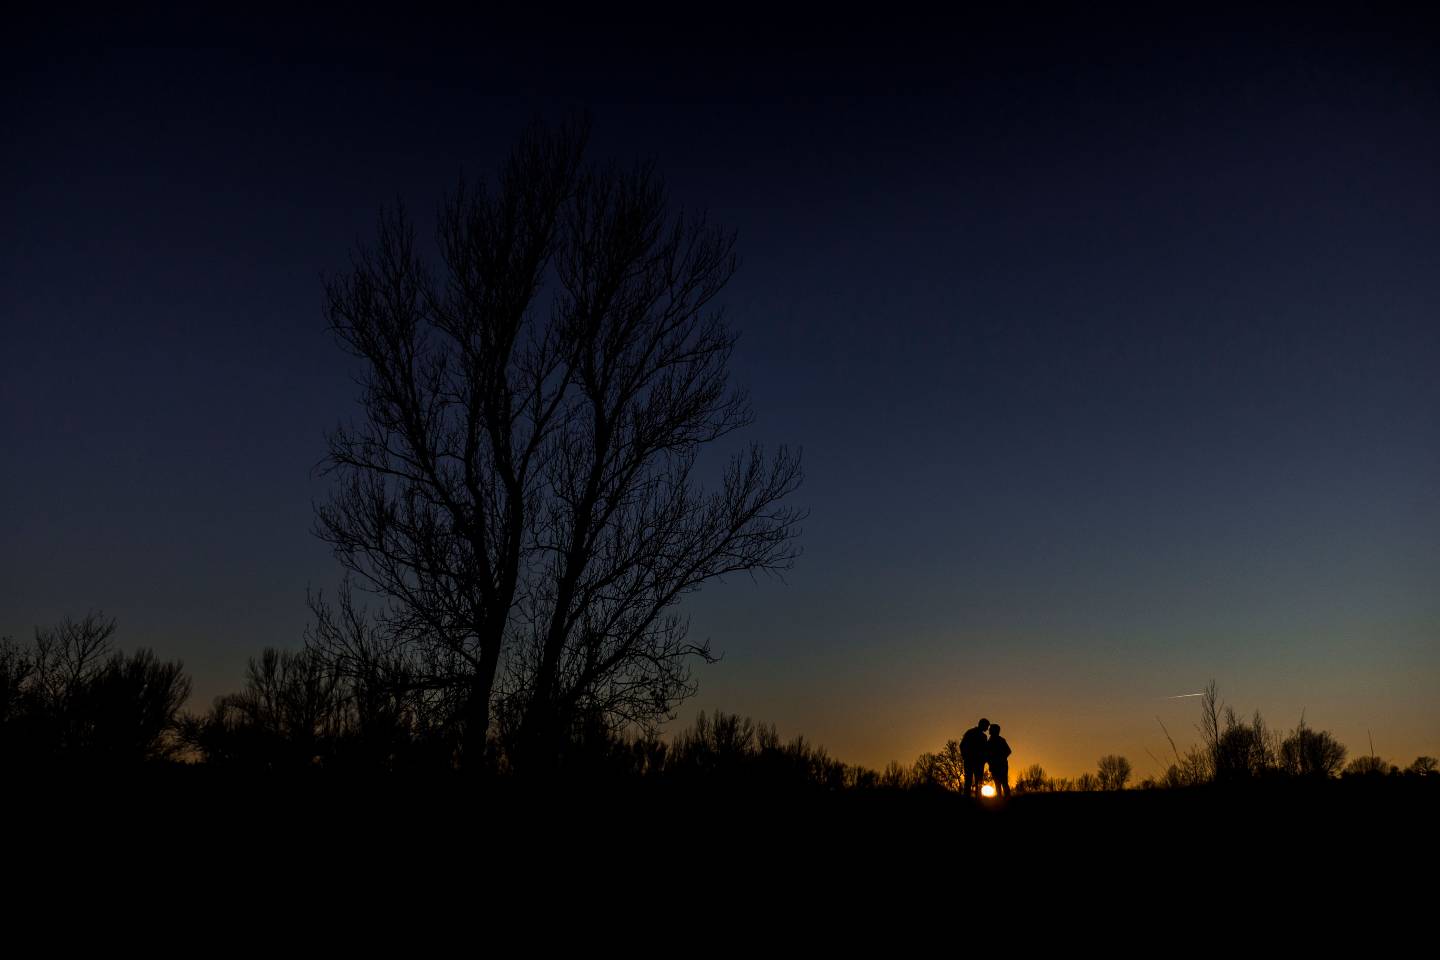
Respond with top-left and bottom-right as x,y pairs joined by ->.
980,783 -> 997,798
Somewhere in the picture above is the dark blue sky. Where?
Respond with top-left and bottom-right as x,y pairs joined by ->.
4,8 -> 1436,774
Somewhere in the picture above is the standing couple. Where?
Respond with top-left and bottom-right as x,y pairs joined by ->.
959,717 -> 1011,798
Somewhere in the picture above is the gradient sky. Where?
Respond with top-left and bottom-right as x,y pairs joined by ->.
4,8 -> 1436,777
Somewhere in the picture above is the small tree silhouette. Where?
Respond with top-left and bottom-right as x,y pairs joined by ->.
0,613 -> 190,766
1278,718 -> 1346,778
1343,755 -> 1392,777
1096,755 -> 1131,791
1016,763 -> 1049,793
910,740 -> 966,792
880,760 -> 911,789
1405,756 -> 1438,777
1215,710 -> 1278,780
78,649 -> 192,762
1198,683 -> 1279,782
184,647 -> 345,770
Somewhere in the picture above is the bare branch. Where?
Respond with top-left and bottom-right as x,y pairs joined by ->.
310,119 -> 802,768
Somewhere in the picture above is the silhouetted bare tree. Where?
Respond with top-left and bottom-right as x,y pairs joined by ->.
0,636 -> 37,759
0,638 -> 33,723
305,586 -> 461,769
1016,763 -> 1049,793
1198,679 -> 1222,779
185,648 -> 345,769
313,119 -> 804,768
1096,754 -> 1131,790
0,613 -> 190,765
908,739 -> 971,793
79,648 -> 191,762
879,760 -> 911,789
933,739 -> 966,792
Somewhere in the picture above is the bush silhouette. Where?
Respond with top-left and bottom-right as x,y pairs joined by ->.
1343,755 -> 1393,778
1096,755 -> 1132,791
1016,764 -> 1049,793
184,647 -> 344,770
1278,721 -> 1346,778
1405,756 -> 1437,777
0,613 -> 190,767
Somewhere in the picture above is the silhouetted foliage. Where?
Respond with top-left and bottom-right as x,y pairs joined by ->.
1197,684 -> 1280,782
1278,719 -> 1347,778
1154,713 -> 1211,787
0,613 -> 190,766
0,637 -> 34,728
1213,709 -> 1278,781
1096,754 -> 1132,791
879,760 -> 912,790
182,643 -> 458,772
910,739 -> 965,792
312,119 -> 804,770
1406,756 -> 1437,777
664,710 -> 858,791
78,648 -> 191,762
1016,763 -> 1049,793
1167,683 -> 1383,787
11,616 -> 1424,811
1154,748 -> 1212,789
305,588 -> 463,770
1343,754 -> 1393,778
183,648 -> 342,770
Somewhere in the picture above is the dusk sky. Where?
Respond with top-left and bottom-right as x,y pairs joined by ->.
4,8 -> 1436,777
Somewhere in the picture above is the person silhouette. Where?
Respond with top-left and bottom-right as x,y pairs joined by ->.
988,723 -> 1012,798
959,717 -> 990,797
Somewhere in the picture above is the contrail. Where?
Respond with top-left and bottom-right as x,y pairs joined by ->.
1164,693 -> 1205,699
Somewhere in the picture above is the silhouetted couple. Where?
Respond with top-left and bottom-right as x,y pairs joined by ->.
959,717 -> 1011,798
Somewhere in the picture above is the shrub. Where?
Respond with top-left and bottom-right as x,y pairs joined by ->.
1096,755 -> 1131,791
1278,721 -> 1346,778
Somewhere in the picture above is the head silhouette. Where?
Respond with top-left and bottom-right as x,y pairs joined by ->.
978,718 -> 990,731
990,724 -> 1001,736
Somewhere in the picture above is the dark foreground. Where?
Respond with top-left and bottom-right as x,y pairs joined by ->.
10,770 -> 1431,860
6,771 -> 1430,935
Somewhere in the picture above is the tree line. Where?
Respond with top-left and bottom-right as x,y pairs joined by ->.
0,612 -> 190,767
4,613 -> 1434,792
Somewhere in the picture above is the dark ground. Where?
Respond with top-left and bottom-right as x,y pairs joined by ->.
9,771 -> 1431,909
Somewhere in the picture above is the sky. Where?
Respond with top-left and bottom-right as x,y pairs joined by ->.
3,7 -> 1437,777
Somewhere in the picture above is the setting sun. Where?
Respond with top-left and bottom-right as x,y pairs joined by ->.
981,784 -> 997,798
